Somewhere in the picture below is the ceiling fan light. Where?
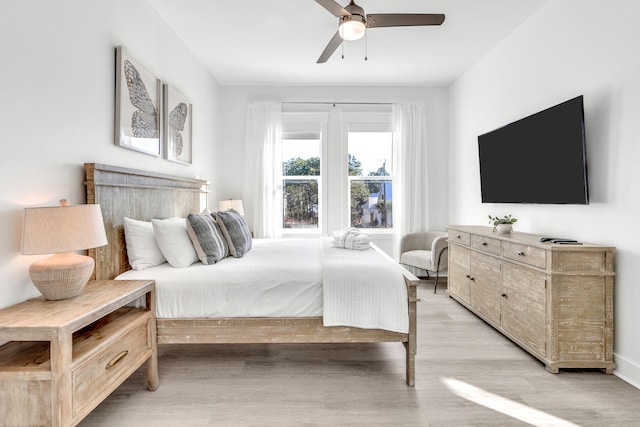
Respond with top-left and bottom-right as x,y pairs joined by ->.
339,16 -> 366,41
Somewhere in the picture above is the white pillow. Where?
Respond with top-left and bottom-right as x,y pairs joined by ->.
151,217 -> 199,268
123,217 -> 166,270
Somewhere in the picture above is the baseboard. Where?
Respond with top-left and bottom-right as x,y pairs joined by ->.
613,353 -> 640,390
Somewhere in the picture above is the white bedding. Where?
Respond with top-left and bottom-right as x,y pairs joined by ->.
118,238 -> 323,318
117,237 -> 409,333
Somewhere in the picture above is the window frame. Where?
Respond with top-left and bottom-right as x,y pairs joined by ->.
342,113 -> 394,235
280,112 -> 328,236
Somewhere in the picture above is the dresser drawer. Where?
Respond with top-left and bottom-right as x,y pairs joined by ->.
72,312 -> 152,417
503,241 -> 546,269
471,234 -> 501,255
449,229 -> 471,246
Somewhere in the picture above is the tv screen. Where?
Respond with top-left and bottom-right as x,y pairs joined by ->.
478,95 -> 589,204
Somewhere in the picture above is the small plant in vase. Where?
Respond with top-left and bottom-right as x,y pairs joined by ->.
488,214 -> 518,234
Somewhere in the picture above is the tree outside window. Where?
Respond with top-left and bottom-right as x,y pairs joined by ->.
282,138 -> 320,229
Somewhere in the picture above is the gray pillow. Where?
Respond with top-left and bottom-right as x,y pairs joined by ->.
186,213 -> 229,264
213,209 -> 252,257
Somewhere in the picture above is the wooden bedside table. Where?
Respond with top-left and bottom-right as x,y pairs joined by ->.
0,280 -> 158,427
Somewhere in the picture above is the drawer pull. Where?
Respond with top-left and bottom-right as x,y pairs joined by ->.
482,242 -> 488,246
517,251 -> 525,256
502,293 -> 507,298
106,350 -> 129,369
457,235 -> 461,239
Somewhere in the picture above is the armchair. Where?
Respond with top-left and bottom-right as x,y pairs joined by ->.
399,231 -> 449,293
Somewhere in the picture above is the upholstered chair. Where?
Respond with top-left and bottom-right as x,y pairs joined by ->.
399,231 -> 449,293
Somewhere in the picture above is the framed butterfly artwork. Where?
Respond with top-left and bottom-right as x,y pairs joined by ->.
163,84 -> 192,165
114,46 -> 162,156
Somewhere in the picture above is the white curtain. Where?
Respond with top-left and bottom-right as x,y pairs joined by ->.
392,101 -> 429,259
243,101 -> 282,238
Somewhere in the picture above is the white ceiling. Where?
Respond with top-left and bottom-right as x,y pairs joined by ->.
149,0 -> 549,86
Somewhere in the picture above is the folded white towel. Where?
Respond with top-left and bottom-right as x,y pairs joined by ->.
331,228 -> 371,250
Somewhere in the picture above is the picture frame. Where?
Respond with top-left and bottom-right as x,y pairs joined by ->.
163,84 -> 192,165
114,46 -> 162,157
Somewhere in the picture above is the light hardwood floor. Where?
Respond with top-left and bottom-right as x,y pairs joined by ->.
80,282 -> 640,426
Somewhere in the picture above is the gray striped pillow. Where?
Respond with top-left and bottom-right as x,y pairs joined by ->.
213,209 -> 252,257
186,213 -> 229,264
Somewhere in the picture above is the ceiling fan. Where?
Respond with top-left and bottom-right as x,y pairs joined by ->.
315,0 -> 445,63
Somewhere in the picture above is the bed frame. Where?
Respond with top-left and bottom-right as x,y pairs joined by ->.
84,163 -> 420,386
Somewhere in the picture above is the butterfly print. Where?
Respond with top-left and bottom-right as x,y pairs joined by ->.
124,59 -> 157,138
168,102 -> 188,157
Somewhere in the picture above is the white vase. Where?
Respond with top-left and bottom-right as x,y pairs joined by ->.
496,224 -> 513,234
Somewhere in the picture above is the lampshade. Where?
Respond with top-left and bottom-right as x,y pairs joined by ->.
22,202 -> 108,300
22,204 -> 108,254
218,199 -> 244,216
339,15 -> 366,41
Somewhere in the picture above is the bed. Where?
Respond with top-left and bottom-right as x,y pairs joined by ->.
84,163 -> 420,386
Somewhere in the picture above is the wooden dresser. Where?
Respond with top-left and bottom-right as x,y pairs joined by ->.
0,280 -> 158,426
448,225 -> 615,373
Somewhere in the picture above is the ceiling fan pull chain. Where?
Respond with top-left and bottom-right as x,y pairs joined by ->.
339,19 -> 345,59
365,31 -> 368,61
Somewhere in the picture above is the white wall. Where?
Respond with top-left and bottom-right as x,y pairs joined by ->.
0,0 -> 220,309
215,85 -> 450,254
449,0 -> 640,387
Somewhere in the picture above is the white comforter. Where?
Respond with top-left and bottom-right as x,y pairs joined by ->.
118,238 -> 408,333
119,238 -> 323,318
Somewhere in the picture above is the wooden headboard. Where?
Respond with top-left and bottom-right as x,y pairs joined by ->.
84,163 -> 209,280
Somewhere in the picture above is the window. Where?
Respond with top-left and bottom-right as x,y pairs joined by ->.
280,117 -> 325,232
348,129 -> 394,229
279,109 -> 391,235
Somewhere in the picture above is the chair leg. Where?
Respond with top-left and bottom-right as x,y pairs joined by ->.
433,247 -> 448,294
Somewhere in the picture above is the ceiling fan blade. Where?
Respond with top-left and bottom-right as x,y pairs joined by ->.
315,0 -> 350,17
366,13 -> 445,28
317,30 -> 343,63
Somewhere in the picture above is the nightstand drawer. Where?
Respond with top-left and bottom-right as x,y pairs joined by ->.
72,310 -> 152,418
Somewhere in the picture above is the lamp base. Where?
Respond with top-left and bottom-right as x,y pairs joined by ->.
29,252 -> 95,300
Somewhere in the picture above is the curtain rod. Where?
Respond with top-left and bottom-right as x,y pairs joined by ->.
282,101 -> 392,106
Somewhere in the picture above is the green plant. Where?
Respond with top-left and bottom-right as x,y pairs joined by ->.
488,214 -> 518,226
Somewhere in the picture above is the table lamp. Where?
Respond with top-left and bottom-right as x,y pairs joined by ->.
218,199 -> 244,216
21,200 -> 108,300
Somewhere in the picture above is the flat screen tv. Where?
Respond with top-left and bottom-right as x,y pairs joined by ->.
478,95 -> 589,204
